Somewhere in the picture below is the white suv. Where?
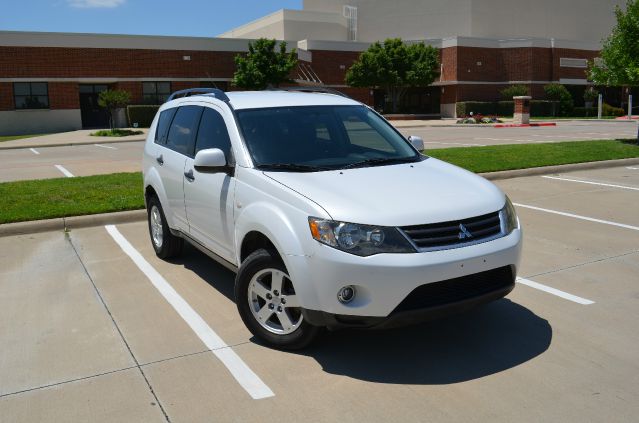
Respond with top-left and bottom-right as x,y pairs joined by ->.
143,88 -> 522,349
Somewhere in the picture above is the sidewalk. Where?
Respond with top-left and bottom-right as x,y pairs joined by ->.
0,129 -> 148,150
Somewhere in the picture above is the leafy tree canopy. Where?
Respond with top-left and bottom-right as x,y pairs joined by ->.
233,38 -> 298,90
345,38 -> 440,112
98,89 -> 131,130
500,85 -> 529,99
590,0 -> 639,86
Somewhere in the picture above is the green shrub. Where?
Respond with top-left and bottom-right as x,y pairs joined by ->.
496,101 -> 514,116
530,100 -> 558,117
456,101 -> 496,117
127,105 -> 160,128
603,103 -> 624,117
500,85 -> 529,99
544,84 -> 574,116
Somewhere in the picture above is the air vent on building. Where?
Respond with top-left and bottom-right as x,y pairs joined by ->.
560,58 -> 588,68
343,5 -> 358,41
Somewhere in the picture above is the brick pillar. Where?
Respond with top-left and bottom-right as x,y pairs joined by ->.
513,96 -> 532,124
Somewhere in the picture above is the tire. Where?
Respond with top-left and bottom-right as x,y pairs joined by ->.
147,195 -> 183,259
235,249 -> 321,350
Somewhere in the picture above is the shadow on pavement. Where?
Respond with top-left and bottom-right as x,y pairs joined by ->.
170,244 -> 236,302
291,299 -> 551,385
172,246 -> 551,385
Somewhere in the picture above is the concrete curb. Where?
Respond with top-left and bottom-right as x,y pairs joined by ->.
0,137 -> 146,150
2,158 -> 639,236
0,209 -> 146,237
479,157 -> 639,180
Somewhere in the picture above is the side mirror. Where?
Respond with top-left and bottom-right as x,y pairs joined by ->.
194,148 -> 228,173
408,135 -> 424,151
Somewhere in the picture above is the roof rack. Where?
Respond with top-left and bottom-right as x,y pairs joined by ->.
167,88 -> 230,103
270,86 -> 352,99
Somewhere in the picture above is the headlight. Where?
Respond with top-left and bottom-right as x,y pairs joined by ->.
308,217 -> 416,256
501,196 -> 519,234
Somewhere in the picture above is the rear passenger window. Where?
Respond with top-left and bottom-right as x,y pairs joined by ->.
195,108 -> 232,158
166,106 -> 203,156
154,108 -> 177,145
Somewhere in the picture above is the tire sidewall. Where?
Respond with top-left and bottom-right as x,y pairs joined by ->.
147,196 -> 172,258
235,249 -> 319,350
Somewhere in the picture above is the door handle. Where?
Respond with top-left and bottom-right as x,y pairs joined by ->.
184,169 -> 195,182
156,154 -> 164,165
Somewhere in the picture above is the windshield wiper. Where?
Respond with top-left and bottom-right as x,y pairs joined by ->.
257,163 -> 333,172
340,157 -> 417,170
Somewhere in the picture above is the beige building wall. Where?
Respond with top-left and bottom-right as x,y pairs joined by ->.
220,10 -> 347,41
299,0 -> 623,45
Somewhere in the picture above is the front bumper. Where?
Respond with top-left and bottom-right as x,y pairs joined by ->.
285,228 -> 522,318
302,266 -> 515,329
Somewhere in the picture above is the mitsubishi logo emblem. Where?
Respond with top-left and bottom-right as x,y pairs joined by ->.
458,224 -> 473,239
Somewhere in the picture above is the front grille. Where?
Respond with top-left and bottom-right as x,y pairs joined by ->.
401,211 -> 502,250
393,266 -> 514,313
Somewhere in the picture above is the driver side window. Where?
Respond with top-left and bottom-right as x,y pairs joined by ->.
195,108 -> 232,158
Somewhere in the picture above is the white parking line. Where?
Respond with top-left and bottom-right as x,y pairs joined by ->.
516,277 -> 595,305
627,167 -> 639,170
54,165 -> 74,178
541,175 -> 639,191
94,144 -> 117,150
29,148 -> 40,155
513,203 -> 639,231
104,225 -> 274,400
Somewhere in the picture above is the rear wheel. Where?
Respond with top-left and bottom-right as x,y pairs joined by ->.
147,195 -> 183,259
235,249 -> 321,349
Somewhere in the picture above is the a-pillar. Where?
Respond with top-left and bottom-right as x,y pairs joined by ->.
513,96 -> 532,125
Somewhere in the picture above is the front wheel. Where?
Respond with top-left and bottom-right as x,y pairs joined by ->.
235,249 -> 321,350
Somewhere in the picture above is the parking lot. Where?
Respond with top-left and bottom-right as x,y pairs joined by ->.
0,121 -> 636,182
1,165 -> 637,422
405,120 -> 638,149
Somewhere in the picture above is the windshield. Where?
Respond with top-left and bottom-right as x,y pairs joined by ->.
236,105 -> 421,171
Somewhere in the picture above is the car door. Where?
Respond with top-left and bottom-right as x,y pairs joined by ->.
156,105 -> 203,232
183,106 -> 236,263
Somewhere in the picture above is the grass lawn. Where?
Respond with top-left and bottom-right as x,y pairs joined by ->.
0,134 -> 47,142
0,172 -> 144,224
427,140 -> 639,173
1,140 -> 638,224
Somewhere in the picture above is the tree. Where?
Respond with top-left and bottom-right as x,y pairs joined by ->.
589,0 -> 639,87
544,83 -> 574,117
500,85 -> 529,99
345,38 -> 440,113
233,38 -> 297,90
98,89 -> 131,131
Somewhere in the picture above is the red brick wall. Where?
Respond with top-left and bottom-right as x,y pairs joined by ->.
49,82 -> 80,109
307,50 -> 362,85
0,47 -> 239,78
0,82 -> 13,111
553,49 -> 598,80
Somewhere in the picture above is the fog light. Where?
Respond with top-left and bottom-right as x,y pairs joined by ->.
337,286 -> 356,304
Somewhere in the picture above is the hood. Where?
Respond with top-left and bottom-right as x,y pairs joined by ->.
264,158 -> 506,227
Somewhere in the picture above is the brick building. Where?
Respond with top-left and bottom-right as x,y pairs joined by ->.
0,0 -> 625,134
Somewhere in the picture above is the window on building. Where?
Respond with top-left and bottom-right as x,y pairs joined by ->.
143,82 -> 172,104
560,58 -> 588,68
14,82 -> 49,110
